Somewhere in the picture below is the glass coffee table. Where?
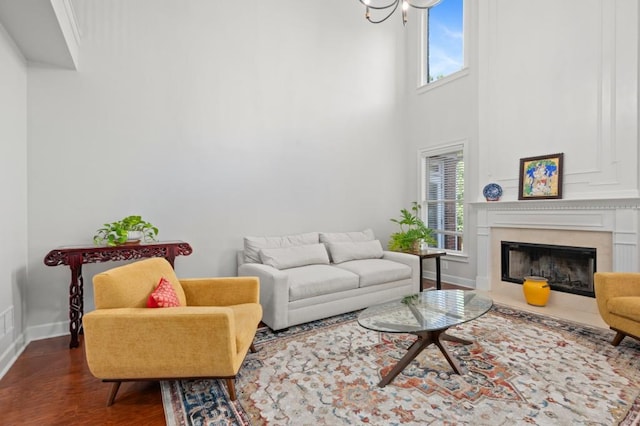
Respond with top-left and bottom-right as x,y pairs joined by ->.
358,290 -> 493,387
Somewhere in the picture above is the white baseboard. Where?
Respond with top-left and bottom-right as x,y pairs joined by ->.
25,320 -> 69,343
0,320 -> 69,380
0,332 -> 26,380
424,271 -> 475,289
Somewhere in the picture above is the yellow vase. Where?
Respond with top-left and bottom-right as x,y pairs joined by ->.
522,276 -> 551,307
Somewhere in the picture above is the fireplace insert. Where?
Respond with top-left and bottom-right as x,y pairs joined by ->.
501,241 -> 596,298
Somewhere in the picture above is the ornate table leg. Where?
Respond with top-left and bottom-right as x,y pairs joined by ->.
164,245 -> 177,268
68,258 -> 84,348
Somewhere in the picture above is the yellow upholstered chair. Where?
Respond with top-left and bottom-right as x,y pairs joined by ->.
594,272 -> 640,346
83,258 -> 262,405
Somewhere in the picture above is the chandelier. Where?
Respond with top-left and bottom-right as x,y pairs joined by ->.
358,0 -> 442,25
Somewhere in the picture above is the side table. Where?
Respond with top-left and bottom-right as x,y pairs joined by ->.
404,249 -> 446,291
44,240 -> 193,348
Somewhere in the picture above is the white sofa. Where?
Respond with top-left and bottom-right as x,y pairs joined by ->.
237,229 -> 419,331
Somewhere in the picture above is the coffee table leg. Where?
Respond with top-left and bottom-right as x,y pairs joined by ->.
441,333 -> 472,345
378,333 -> 434,387
435,339 -> 464,375
378,329 -> 472,386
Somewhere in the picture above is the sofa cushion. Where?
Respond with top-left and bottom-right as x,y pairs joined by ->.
286,264 -> 359,302
244,232 -> 319,263
259,244 -> 330,270
608,297 -> 640,322
328,240 -> 384,264
319,228 -> 375,244
320,229 -> 375,262
335,259 -> 412,288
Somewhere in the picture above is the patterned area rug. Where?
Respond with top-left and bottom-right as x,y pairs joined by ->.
162,305 -> 640,425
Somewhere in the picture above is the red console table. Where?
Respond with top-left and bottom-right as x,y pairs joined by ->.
44,241 -> 193,348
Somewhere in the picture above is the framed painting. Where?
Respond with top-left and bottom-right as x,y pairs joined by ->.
518,153 -> 564,200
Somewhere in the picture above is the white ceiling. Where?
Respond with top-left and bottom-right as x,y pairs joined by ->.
0,0 -> 79,69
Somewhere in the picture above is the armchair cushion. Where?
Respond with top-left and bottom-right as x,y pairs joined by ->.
608,297 -> 640,322
180,277 -> 260,306
94,258 -> 187,309
147,277 -> 181,308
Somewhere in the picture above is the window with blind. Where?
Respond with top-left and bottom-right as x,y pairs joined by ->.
420,145 -> 464,253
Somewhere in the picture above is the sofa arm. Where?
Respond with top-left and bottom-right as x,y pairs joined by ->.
383,251 -> 420,292
180,277 -> 259,306
83,307 -> 240,379
238,263 -> 289,330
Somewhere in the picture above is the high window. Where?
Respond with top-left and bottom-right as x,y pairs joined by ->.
420,145 -> 465,252
422,0 -> 464,85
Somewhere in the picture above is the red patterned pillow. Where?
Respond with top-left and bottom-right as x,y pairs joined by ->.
147,277 -> 181,308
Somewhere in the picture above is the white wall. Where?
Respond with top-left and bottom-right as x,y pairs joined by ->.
25,0 -> 410,337
477,0 -> 639,200
404,0 -> 639,287
0,23 -> 27,375
6,0 -> 640,351
404,1 -> 478,287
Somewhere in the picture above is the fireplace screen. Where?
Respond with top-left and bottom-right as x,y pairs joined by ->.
501,241 -> 596,298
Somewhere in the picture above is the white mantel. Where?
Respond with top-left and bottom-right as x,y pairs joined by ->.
474,198 -> 640,292
473,197 -> 639,328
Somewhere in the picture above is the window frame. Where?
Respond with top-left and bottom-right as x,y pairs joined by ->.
418,141 -> 467,256
418,0 -> 469,89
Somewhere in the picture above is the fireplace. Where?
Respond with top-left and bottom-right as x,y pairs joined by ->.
474,201 -> 624,326
501,241 -> 597,298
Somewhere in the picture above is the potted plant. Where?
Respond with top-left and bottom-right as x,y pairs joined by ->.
388,202 -> 436,252
93,215 -> 159,246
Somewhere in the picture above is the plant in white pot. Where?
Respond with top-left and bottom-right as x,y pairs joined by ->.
93,215 -> 159,246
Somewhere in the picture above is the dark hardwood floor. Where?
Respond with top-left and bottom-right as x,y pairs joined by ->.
0,279 -> 463,425
0,335 -> 165,426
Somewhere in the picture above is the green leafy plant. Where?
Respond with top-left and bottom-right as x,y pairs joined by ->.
401,294 -> 419,305
388,202 -> 436,252
93,215 -> 159,246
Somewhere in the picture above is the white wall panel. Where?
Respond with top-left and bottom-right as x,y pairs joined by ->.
478,0 -> 639,201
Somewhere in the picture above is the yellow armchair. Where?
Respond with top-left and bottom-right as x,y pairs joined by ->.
594,272 -> 640,346
83,258 -> 262,405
